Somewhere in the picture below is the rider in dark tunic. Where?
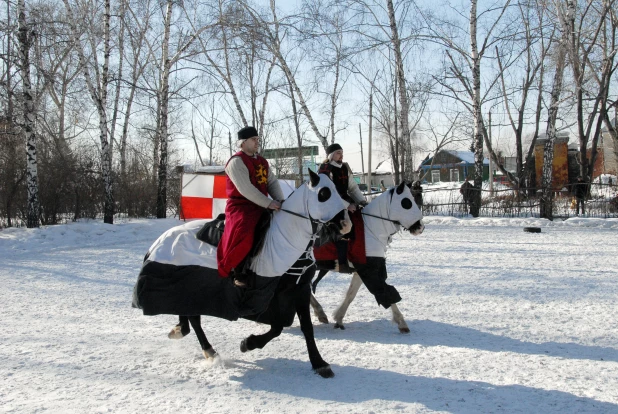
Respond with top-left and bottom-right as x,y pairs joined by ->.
318,143 -> 366,272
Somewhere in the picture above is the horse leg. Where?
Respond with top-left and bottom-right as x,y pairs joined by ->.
332,272 -> 363,330
296,284 -> 334,378
187,316 -> 217,359
390,303 -> 410,334
311,269 -> 329,293
240,324 -> 283,352
309,292 -> 329,324
168,315 -> 191,339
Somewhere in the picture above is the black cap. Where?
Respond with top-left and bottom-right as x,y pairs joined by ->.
238,126 -> 258,141
326,143 -> 343,155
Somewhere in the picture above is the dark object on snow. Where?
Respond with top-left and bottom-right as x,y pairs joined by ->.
195,213 -> 225,246
523,227 -> 541,233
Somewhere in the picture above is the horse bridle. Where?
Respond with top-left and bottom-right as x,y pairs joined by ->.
360,188 -> 420,232
361,211 -> 401,227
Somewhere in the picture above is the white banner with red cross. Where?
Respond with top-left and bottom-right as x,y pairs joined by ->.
179,170 -> 297,220
179,172 -> 228,220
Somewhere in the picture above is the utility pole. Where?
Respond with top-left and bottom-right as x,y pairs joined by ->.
359,123 -> 365,180
489,111 -> 493,195
228,130 -> 232,158
367,92 -> 373,187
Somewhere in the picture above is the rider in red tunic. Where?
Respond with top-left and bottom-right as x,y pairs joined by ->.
217,126 -> 284,286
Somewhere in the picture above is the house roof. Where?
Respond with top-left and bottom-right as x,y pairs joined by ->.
420,150 -> 489,168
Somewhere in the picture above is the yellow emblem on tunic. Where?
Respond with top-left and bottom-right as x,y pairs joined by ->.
255,164 -> 268,185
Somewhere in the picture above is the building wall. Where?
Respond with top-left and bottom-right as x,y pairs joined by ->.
422,165 -> 488,183
600,132 -> 618,174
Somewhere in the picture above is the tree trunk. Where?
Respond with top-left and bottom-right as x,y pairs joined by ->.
101,0 -> 113,224
469,0 -> 483,217
288,81 -> 304,184
540,36 -> 568,220
18,0 -> 39,228
387,0 -> 411,185
62,0 -> 114,224
156,0 -> 173,219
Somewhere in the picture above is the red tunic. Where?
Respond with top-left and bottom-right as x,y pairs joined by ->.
217,151 -> 270,277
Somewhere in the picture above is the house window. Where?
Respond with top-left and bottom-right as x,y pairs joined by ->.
431,170 -> 440,183
450,169 -> 460,182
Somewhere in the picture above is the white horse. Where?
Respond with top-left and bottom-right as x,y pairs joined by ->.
133,170 -> 349,378
311,181 -> 424,333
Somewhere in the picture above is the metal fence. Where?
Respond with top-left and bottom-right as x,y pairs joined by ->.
418,182 -> 618,219
3,182 -> 617,229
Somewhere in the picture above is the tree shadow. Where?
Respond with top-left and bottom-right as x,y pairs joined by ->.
231,357 -> 616,413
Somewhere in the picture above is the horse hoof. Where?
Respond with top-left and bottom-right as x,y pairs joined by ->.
203,348 -> 217,359
334,323 -> 345,330
240,339 -> 249,353
314,365 -> 335,378
399,327 -> 410,334
318,315 -> 329,324
168,325 -> 187,339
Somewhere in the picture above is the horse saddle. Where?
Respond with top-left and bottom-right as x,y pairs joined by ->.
196,213 -> 226,246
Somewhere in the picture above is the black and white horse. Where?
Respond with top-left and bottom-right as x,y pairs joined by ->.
311,181 -> 424,333
132,170 -> 348,378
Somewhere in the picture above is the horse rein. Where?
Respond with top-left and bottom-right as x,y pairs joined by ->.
360,211 -> 401,226
280,207 -> 319,224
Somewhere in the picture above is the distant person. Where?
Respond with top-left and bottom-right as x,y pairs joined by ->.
460,177 -> 474,214
572,176 -> 587,216
411,180 -> 423,210
217,126 -> 284,287
380,180 -> 386,191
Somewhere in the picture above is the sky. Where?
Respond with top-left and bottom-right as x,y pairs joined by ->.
2,214 -> 617,412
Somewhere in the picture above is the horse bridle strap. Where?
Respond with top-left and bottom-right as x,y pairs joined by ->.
280,207 -> 316,222
361,211 -> 401,226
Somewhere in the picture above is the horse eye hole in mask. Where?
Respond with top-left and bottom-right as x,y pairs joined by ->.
401,198 -> 413,210
318,187 -> 331,202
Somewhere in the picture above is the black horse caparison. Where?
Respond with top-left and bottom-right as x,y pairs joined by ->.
172,258 -> 334,378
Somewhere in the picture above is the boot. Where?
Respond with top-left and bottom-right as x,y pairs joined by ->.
335,240 -> 353,273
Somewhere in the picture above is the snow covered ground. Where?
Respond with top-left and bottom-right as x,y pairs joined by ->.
2,216 -> 618,413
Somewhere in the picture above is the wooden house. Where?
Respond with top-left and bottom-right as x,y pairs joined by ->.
419,150 -> 489,183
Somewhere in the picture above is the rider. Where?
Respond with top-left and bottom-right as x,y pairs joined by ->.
217,126 -> 284,287
318,143 -> 366,272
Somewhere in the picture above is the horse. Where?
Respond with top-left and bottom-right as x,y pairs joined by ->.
132,170 -> 349,378
310,181 -> 424,333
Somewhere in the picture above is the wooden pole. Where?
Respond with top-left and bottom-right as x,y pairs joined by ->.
359,123 -> 365,180
367,92 -> 373,187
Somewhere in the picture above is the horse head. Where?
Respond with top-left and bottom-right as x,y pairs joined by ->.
388,181 -> 424,235
306,169 -> 349,230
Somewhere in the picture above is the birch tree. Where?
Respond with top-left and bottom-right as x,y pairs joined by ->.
17,0 -> 39,228
62,0 -> 114,223
300,0 -> 353,144
154,0 -> 214,218
419,0 -> 512,216
559,0 -> 617,182
540,22 -> 568,219
239,0 -> 332,149
492,0 -> 555,193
